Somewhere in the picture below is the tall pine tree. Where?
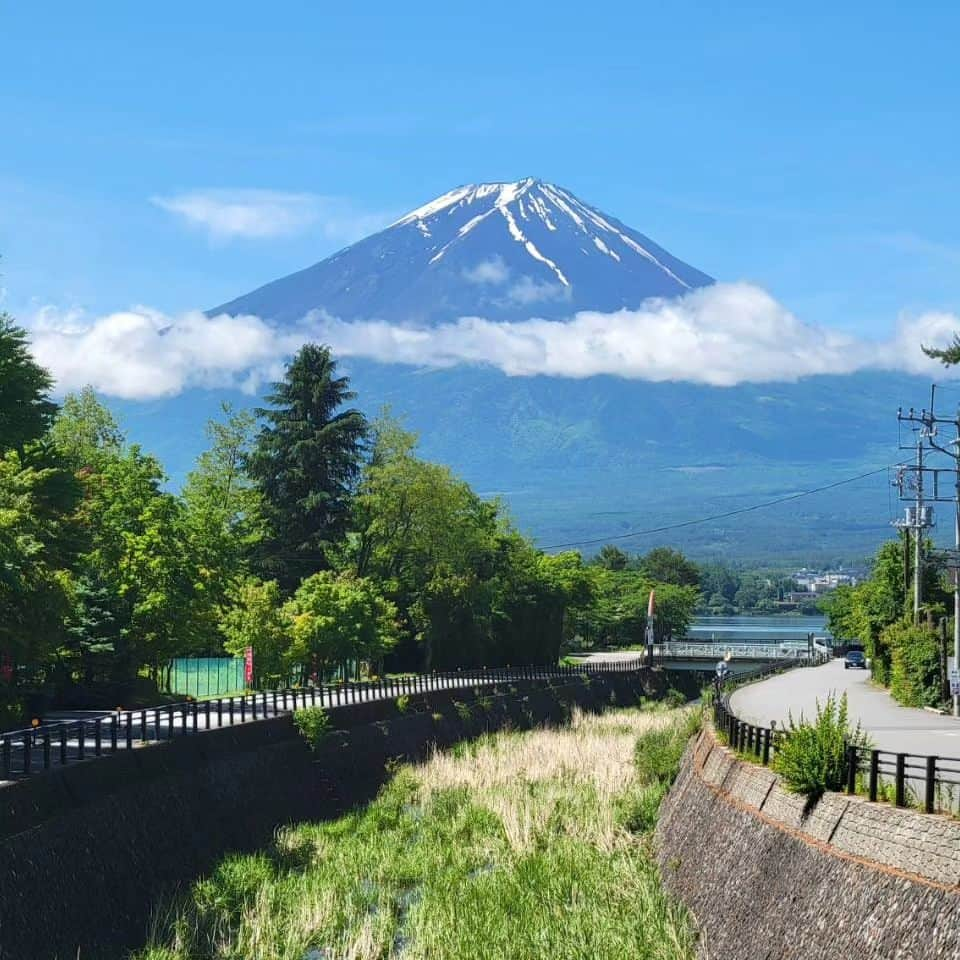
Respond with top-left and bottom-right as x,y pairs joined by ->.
0,314 -> 57,454
249,345 -> 367,591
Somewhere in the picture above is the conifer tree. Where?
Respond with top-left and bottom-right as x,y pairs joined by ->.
0,314 -> 57,453
248,345 -> 367,591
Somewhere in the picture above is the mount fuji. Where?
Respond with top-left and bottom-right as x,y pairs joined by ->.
106,179 -> 924,563
212,178 -> 713,325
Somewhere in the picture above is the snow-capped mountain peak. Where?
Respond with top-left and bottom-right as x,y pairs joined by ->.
212,179 -> 713,326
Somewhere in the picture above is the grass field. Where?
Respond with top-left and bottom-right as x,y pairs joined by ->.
136,704 -> 700,960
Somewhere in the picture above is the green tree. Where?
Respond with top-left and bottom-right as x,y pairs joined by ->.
284,571 -> 398,680
221,578 -> 288,687
0,314 -> 57,454
249,345 -> 368,591
699,561 -> 739,603
580,569 -> 697,647
596,544 -> 629,571
182,404 -> 263,644
349,415 -> 502,668
76,446 -> 198,680
49,386 -> 123,468
638,547 -> 700,588
923,335 -> 960,366
348,415 -> 596,669
0,448 -> 81,716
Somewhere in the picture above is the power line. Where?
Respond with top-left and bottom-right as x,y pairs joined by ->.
541,466 -> 896,550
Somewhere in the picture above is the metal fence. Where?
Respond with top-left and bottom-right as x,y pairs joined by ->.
714,683 -> 960,815
1,658 -> 646,783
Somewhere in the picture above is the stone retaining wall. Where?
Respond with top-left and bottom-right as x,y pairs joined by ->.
0,669 -> 677,960
657,725 -> 960,960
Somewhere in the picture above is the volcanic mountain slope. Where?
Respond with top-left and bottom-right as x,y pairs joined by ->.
135,177 -> 911,562
212,178 -> 714,325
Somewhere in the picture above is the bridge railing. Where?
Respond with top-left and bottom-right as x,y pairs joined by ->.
658,641 -> 813,660
0,658 -> 647,783
714,683 -> 960,815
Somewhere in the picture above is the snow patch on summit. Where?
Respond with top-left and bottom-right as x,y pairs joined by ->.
391,178 -> 693,290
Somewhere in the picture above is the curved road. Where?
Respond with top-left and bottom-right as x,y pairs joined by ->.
730,659 -> 960,757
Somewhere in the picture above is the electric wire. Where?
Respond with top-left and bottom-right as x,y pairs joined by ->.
541,465 -> 898,550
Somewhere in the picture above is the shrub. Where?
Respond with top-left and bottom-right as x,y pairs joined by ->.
292,706 -> 330,749
772,693 -> 869,801
663,688 -> 686,709
885,621 -> 942,708
453,700 -> 472,722
395,694 -> 411,713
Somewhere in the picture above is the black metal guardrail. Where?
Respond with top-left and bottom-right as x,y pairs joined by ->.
714,667 -> 960,815
0,658 -> 646,783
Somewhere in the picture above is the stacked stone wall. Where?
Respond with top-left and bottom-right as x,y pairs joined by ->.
657,726 -> 960,960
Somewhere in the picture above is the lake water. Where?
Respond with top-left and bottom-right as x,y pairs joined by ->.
688,615 -> 829,643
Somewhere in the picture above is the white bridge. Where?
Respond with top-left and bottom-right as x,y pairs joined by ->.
656,641 -> 813,661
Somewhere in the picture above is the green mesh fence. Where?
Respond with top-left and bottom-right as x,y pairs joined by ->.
163,657 -> 362,696
165,657 -> 247,698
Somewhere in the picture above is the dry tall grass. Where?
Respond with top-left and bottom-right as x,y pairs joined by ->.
417,706 -> 694,851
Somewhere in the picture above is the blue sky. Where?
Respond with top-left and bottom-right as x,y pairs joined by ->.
3,1 -> 960,343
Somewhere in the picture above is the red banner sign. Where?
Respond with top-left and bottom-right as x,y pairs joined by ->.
244,646 -> 254,685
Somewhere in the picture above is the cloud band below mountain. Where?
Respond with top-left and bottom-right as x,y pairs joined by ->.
23,282 -> 960,399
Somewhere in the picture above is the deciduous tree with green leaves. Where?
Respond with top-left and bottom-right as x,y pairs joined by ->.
221,578 -> 288,687
182,404 -> 263,642
284,570 -> 398,680
638,547 -> 701,588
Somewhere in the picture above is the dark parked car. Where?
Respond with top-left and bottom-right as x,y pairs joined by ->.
844,649 -> 866,670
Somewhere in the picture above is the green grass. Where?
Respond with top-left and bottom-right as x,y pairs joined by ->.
135,706 -> 699,960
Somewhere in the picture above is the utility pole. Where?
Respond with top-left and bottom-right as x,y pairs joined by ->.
895,407 -> 935,623
898,389 -> 960,716
915,438 -> 925,622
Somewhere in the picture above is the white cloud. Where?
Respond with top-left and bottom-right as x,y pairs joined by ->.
21,282 -> 960,400
151,189 -> 390,242
462,257 -> 510,285
506,276 -> 572,305
26,306 -> 300,399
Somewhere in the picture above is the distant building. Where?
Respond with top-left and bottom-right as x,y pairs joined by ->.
790,571 -> 858,595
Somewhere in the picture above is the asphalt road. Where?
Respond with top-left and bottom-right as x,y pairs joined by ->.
730,659 -> 960,758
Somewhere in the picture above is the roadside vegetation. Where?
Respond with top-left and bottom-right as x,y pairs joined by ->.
135,705 -> 700,960
771,693 -> 870,801
821,539 -> 954,709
